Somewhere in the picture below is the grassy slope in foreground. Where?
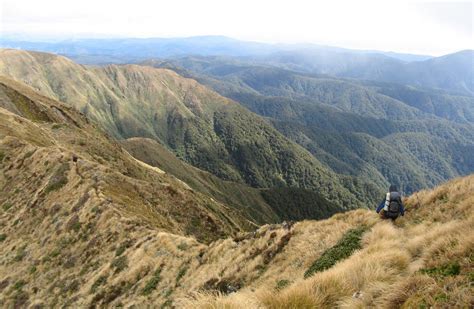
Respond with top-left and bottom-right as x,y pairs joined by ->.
183,174 -> 474,308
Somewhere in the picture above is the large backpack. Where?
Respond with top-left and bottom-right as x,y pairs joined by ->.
385,192 -> 401,219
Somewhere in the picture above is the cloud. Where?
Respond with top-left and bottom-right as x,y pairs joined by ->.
417,2 -> 472,36
1,0 -> 473,55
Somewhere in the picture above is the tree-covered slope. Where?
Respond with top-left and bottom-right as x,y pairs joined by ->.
122,137 -> 343,222
256,49 -> 474,95
143,57 -> 474,194
0,49 -> 374,209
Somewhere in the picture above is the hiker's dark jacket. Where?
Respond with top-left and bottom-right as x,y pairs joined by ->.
376,193 -> 405,215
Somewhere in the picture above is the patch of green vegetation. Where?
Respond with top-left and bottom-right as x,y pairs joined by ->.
0,233 -> 6,242
255,264 -> 268,275
420,262 -> 461,277
44,163 -> 69,194
90,275 -> 108,293
111,256 -> 128,274
52,123 -> 62,130
175,266 -> 188,285
2,203 -> 12,211
23,150 -> 35,159
71,221 -> 82,233
28,266 -> 37,274
14,245 -> 27,262
468,272 -> 474,284
304,226 -> 367,278
177,242 -> 188,251
275,279 -> 290,290
142,267 -> 163,295
0,151 -> 5,162
57,236 -> 73,249
261,187 -> 343,221
12,280 -> 26,291
164,289 -> 173,298
115,240 -> 133,256
434,293 -> 449,303
49,248 -> 61,259
161,299 -> 173,308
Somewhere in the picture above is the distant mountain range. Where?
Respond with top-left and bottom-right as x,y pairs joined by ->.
144,56 -> 474,194
0,35 -> 433,62
1,36 -> 471,95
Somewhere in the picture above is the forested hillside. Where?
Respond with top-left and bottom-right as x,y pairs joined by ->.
145,57 -> 474,194
0,49 -> 376,209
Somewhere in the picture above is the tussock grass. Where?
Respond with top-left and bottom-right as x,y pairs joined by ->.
183,175 -> 474,308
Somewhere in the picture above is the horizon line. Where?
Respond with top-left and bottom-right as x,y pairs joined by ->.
2,33 -> 474,58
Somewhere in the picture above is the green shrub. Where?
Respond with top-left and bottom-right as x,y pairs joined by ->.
176,266 -> 188,285
142,267 -> 163,295
90,275 -> 108,293
14,245 -> 27,262
161,299 -> 173,308
434,293 -> 449,302
275,279 -> 290,290
2,203 -> 12,211
420,262 -> 461,277
177,242 -> 188,251
29,266 -> 37,274
304,226 -> 367,278
71,221 -> 82,233
111,256 -> 128,273
44,163 -> 69,194
50,248 -> 61,259
0,234 -> 6,242
0,151 -> 5,162
23,150 -> 35,159
12,280 -> 26,291
115,240 -> 133,256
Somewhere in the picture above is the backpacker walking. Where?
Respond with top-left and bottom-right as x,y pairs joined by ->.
376,185 -> 405,220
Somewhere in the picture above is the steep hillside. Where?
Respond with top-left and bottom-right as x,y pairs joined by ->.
0,76 -> 252,242
121,138 -> 342,223
182,174 -> 474,308
0,49 -> 377,209
145,57 -> 474,194
1,85 -> 472,308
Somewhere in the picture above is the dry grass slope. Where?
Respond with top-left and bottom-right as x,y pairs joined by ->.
182,175 -> 474,308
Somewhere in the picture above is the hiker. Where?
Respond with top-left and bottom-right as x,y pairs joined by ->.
376,185 -> 405,220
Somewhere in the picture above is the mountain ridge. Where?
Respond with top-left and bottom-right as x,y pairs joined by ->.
0,49 -> 376,209
143,56 -> 474,194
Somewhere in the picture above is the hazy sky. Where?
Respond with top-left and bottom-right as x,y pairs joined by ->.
1,0 -> 472,55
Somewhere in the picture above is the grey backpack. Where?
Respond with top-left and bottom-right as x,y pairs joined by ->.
386,192 -> 401,218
